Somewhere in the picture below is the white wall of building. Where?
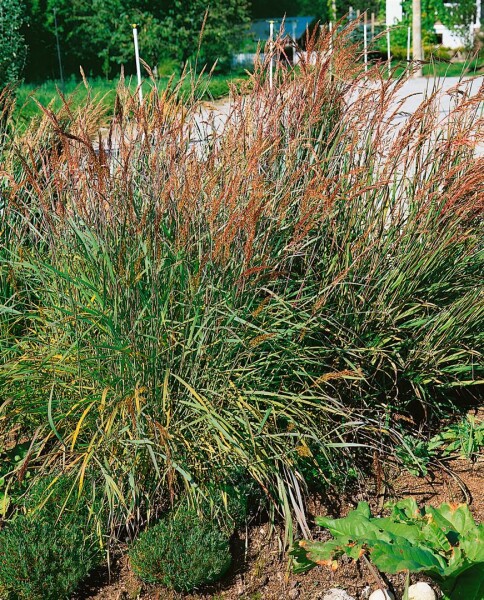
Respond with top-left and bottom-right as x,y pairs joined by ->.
387,0 -> 481,49
386,0 -> 403,27
434,21 -> 468,49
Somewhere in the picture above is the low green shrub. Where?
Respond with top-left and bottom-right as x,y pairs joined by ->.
129,509 -> 231,592
0,512 -> 101,600
0,474 -> 102,600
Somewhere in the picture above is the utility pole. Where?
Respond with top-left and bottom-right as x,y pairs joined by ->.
412,0 -> 423,77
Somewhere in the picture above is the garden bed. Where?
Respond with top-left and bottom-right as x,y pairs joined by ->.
76,452 -> 483,600
1,26 -> 482,600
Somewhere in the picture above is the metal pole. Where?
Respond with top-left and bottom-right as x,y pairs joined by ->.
329,21 -> 333,80
269,20 -> 274,91
53,8 -> 64,90
387,28 -> 391,78
371,12 -> 375,39
363,12 -> 368,73
407,26 -> 411,62
132,24 -> 143,104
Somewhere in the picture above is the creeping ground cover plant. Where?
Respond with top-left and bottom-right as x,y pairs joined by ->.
292,499 -> 484,600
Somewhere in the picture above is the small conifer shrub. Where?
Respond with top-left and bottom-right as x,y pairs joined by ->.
0,513 -> 101,600
129,508 -> 231,592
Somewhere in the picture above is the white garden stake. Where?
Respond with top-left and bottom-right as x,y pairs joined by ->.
363,11 -> 368,73
407,25 -> 411,62
132,24 -> 143,104
329,21 -> 334,80
386,28 -> 391,78
269,20 -> 274,90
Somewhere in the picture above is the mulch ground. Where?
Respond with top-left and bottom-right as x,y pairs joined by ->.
77,452 -> 483,600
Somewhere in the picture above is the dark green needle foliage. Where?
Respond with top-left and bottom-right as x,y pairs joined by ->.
0,516 -> 101,600
129,509 -> 231,592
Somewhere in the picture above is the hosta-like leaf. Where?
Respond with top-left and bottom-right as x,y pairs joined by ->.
304,540 -> 344,563
442,563 -> 484,600
297,500 -> 483,599
315,502 -> 383,541
459,524 -> 484,562
421,521 -> 453,553
390,498 -> 421,521
430,504 -> 478,538
370,540 -> 447,575
375,517 -> 422,544
291,540 -> 343,573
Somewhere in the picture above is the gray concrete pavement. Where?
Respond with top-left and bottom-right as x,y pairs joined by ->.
193,75 -> 483,157
197,75 -> 483,130
391,75 -> 483,118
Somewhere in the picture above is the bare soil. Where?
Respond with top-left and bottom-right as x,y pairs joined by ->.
77,453 -> 484,600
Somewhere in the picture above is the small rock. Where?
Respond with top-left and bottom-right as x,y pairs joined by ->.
322,588 -> 356,600
368,590 -> 394,600
288,588 -> 300,600
290,580 -> 300,589
360,586 -> 371,599
408,582 -> 436,600
235,575 -> 245,596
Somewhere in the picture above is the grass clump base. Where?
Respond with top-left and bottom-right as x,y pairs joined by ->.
129,509 -> 231,592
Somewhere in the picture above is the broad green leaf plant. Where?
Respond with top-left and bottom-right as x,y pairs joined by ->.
292,499 -> 484,600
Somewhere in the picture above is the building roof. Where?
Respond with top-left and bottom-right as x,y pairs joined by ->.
250,17 -> 316,42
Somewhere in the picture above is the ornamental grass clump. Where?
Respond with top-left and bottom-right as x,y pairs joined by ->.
0,22 -> 482,541
129,509 -> 231,592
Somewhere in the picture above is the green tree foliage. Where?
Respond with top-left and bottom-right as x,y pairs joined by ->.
160,0 -> 250,70
22,1 -> 56,81
249,0 -> 381,19
398,0 -> 477,44
22,0 -> 249,80
44,0 -> 138,79
0,0 -> 27,89
250,0 -> 325,19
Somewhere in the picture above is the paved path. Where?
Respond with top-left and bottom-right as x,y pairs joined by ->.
392,75 -> 483,117
95,76 -> 483,157
197,75 -> 484,133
